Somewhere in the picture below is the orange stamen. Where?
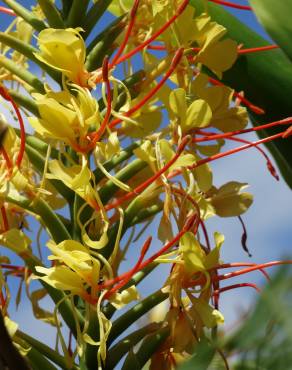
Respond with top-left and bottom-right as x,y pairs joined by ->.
0,6 -> 16,16
213,282 -> 261,295
187,132 -> 285,170
109,47 -> 184,129
238,45 -> 279,54
105,135 -> 190,211
209,0 -> 252,10
87,57 -> 112,150
0,86 -> 26,167
113,0 -> 189,65
192,118 -> 292,143
109,0 -> 140,69
1,206 -> 9,232
104,236 -> 152,298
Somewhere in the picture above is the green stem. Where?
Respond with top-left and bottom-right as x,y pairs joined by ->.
17,331 -> 79,370
86,15 -> 125,58
0,55 -> 45,93
8,89 -> 39,116
66,0 -> 90,27
37,0 -> 65,28
99,158 -> 147,204
24,144 -> 74,202
2,0 -> 46,31
93,141 -> 141,183
0,33 -> 62,83
32,197 -> 71,243
106,323 -> 160,370
108,290 -> 169,346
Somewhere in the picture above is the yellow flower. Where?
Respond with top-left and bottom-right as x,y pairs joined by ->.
208,181 -> 253,217
34,28 -> 89,86
169,88 -> 212,133
28,88 -> 100,147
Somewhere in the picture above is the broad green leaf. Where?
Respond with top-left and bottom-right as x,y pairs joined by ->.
249,0 -> 292,62
190,0 -> 292,189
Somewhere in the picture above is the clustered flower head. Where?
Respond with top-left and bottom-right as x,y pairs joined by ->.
0,1 -> 291,369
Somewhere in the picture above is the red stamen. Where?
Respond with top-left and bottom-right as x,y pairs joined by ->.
208,0 -> 252,10
104,236 -> 152,297
1,206 -> 9,232
88,57 -> 112,149
109,47 -> 184,129
114,0 -> 189,65
216,263 -> 271,282
0,291 -> 6,307
226,136 -> 279,181
0,6 -> 16,16
135,213 -> 198,272
238,45 -> 279,54
213,282 -> 261,295
200,220 -> 211,252
216,260 -> 292,282
187,132 -> 284,170
192,118 -> 292,143
109,0 -> 140,69
105,135 -> 190,211
0,147 -> 12,173
0,264 -> 25,272
0,86 -> 26,167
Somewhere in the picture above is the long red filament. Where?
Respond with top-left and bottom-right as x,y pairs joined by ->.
104,236 -> 152,297
109,47 -> 184,129
0,6 -> 16,16
238,45 -> 279,54
192,118 -> 292,143
105,135 -> 190,211
0,147 -> 12,173
113,0 -> 189,65
131,213 -> 198,274
216,260 -> 292,282
0,86 -> 26,167
213,282 -> 261,295
0,206 -> 9,232
148,44 -> 278,55
109,0 -> 140,68
187,132 -> 284,171
225,136 -> 279,180
215,262 -> 271,282
208,0 -> 252,10
88,57 -> 112,149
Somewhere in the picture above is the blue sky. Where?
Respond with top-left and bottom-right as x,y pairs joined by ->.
1,0 -> 292,359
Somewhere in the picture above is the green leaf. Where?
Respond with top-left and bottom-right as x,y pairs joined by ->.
190,0 -> 292,189
249,0 -> 292,62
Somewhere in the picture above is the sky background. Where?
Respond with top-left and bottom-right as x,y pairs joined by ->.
0,0 -> 292,364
